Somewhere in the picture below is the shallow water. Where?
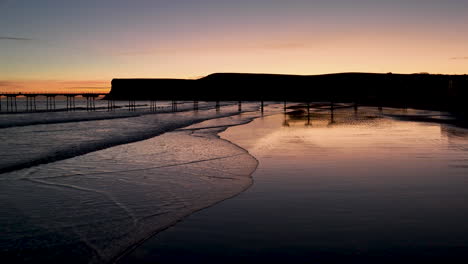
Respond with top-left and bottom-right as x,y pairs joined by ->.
121,107 -> 468,263
0,101 -> 284,263
0,101 -> 244,173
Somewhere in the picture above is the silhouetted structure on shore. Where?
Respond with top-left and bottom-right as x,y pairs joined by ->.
109,72 -> 468,114
0,93 -> 107,112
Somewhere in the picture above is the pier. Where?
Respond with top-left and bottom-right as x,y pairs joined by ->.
0,90 -> 354,116
0,92 -> 274,114
0,92 -> 109,113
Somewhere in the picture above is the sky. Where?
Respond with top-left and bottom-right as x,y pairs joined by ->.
1,0 -> 467,92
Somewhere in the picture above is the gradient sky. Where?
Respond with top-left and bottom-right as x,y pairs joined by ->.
1,0 -> 467,92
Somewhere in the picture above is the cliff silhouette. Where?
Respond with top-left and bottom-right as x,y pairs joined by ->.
109,72 -> 468,114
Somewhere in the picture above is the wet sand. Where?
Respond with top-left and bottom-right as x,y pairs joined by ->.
120,107 -> 468,263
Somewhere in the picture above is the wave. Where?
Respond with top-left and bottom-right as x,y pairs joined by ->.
0,103 -> 262,175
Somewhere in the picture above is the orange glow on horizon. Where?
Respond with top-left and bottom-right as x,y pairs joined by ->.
0,80 -> 111,93
2,27 -> 467,93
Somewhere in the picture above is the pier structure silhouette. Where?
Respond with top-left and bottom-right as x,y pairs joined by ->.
0,92 -> 269,114
0,92 -> 109,112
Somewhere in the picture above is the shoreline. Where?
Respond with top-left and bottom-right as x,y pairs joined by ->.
1,104 -> 284,264
116,112 -> 285,263
112,114 -> 263,263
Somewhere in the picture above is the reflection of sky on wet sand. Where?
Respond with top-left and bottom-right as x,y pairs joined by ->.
122,106 -> 468,263
244,107 -> 453,164
219,107 -> 468,258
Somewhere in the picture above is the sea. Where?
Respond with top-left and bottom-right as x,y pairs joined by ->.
3,98 -> 468,264
0,98 -> 281,263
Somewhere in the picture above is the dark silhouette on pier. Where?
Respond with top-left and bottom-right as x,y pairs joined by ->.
109,72 -> 468,115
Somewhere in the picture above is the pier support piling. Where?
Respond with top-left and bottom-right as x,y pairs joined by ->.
106,98 -> 115,111
26,96 -> 33,112
66,95 -> 76,111
6,96 -> 18,112
149,100 -> 157,112
46,96 -> 56,111
128,99 -> 136,111
85,96 -> 97,111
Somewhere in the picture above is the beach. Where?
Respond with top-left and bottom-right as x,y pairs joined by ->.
3,103 -> 468,263
0,102 -> 283,263
121,106 -> 468,263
